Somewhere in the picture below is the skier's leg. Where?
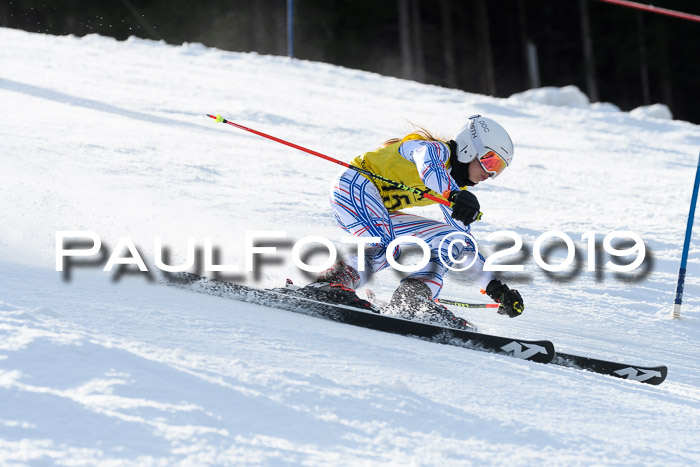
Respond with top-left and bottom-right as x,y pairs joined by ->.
319,169 -> 398,288
389,212 -> 491,299
378,212 -> 481,329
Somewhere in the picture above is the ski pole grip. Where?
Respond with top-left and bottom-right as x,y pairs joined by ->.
442,190 -> 483,221
442,190 -> 456,202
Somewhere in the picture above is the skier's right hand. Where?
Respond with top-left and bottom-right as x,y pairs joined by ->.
486,279 -> 524,318
447,190 -> 481,225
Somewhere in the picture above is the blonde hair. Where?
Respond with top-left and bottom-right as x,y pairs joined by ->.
382,123 -> 449,147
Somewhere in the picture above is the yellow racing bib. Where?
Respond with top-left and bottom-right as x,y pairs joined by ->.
350,135 -> 464,211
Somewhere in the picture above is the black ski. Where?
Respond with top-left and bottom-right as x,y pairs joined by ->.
164,273 -> 555,363
164,273 -> 668,383
551,352 -> 668,385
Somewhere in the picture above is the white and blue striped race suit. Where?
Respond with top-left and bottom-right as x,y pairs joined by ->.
329,140 -> 494,298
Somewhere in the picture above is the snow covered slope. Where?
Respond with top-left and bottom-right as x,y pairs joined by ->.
1,27 -> 699,464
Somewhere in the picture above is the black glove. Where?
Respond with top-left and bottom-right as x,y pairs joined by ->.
485,279 -> 524,318
448,190 -> 480,225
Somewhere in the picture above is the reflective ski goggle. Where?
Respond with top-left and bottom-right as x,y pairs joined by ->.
478,150 -> 508,178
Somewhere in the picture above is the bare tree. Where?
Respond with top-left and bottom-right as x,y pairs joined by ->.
579,0 -> 599,101
636,11 -> 651,105
475,0 -> 496,95
439,0 -> 458,88
411,0 -> 425,82
398,0 -> 413,79
658,30 -> 673,111
517,0 -> 540,89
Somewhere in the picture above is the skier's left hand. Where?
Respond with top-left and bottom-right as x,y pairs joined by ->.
486,279 -> 524,318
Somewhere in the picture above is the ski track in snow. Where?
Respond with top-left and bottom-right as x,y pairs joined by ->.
1,27 -> 699,464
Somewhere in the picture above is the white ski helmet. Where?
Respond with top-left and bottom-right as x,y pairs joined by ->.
453,115 -> 514,178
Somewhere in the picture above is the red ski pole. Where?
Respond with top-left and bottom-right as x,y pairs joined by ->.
208,113 -> 454,208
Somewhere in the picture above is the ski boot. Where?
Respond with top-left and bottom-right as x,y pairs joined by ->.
296,282 -> 377,312
285,263 -> 377,312
316,262 -> 362,290
386,279 -> 475,331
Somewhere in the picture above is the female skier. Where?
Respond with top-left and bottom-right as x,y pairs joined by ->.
307,115 -> 524,329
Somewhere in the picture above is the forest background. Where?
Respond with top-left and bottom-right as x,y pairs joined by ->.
2,0 -> 698,123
